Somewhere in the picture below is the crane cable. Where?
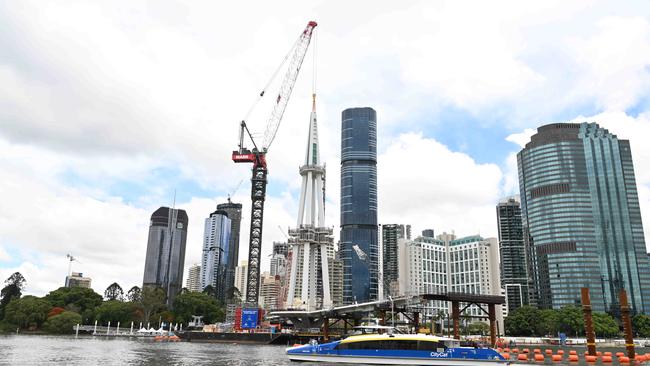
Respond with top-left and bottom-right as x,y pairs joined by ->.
312,28 -> 317,98
240,32 -> 303,129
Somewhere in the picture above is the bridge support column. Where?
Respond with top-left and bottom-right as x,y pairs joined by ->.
413,312 -> 420,333
488,303 -> 496,347
323,317 -> 329,342
452,301 -> 460,340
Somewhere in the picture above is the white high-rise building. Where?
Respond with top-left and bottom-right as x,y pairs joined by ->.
234,260 -> 248,299
186,264 -> 201,292
286,95 -> 334,310
397,233 -> 503,331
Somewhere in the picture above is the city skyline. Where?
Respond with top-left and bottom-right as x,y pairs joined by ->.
2,1 -> 650,297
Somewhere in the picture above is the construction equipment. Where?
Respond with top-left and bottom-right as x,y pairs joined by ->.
232,21 -> 318,305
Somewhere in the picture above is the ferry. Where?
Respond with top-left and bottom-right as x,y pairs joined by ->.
286,333 -> 510,365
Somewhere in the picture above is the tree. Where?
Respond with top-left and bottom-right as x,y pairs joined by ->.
505,305 -> 540,336
43,311 -> 82,334
466,322 -> 490,335
44,287 -> 102,323
95,300 -> 137,325
3,296 -> 51,329
126,286 -> 141,302
558,306 -> 584,337
202,285 -> 215,297
593,312 -> 619,338
104,282 -> 124,301
633,314 -> 650,337
226,287 -> 242,304
138,286 -> 166,325
539,309 -> 560,336
0,272 -> 26,319
172,291 -> 225,324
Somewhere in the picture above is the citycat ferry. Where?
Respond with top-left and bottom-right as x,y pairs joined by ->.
286,333 -> 509,365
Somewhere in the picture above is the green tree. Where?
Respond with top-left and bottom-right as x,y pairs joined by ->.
138,286 -> 166,325
126,286 -> 141,302
226,287 -> 242,304
202,285 -> 215,297
3,296 -> 51,329
172,291 -> 225,324
505,305 -> 540,336
466,322 -> 490,335
104,283 -> 124,301
43,311 -> 82,334
44,287 -> 103,319
633,314 -> 650,337
557,306 -> 584,337
593,312 -> 619,338
95,300 -> 136,325
539,309 -> 560,336
0,272 -> 26,320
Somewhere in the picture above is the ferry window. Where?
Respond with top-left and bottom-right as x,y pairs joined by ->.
417,341 -> 446,351
345,341 -> 382,350
380,340 -> 418,350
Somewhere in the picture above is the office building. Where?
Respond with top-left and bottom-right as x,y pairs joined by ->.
329,254 -> 345,307
382,224 -> 411,298
422,229 -> 435,238
234,260 -> 248,299
518,122 -> 650,313
186,264 -> 201,292
143,206 -> 188,307
340,107 -> 379,304
200,209 -> 231,303
65,272 -> 91,288
496,197 -> 530,313
216,200 -> 242,302
259,272 -> 281,310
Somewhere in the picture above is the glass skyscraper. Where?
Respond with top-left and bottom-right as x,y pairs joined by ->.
200,209 -> 232,303
143,207 -> 188,308
340,107 -> 378,304
518,122 -> 650,313
496,197 -> 530,313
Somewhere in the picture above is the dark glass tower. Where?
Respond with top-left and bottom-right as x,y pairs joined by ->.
143,207 -> 188,308
216,200 -> 242,301
496,197 -> 530,313
518,122 -> 650,313
340,107 -> 378,303
382,224 -> 409,297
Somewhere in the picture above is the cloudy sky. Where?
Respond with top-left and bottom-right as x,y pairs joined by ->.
2,0 -> 650,296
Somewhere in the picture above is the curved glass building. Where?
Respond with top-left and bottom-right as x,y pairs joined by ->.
340,107 -> 378,303
518,122 -> 650,313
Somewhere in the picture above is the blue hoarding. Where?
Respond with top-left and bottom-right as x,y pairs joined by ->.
241,308 -> 259,329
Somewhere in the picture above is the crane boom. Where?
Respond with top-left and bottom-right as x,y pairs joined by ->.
232,21 -> 318,305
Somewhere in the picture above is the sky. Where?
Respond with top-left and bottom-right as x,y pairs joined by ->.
2,0 -> 650,296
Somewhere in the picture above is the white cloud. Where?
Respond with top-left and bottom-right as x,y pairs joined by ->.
378,133 -> 502,238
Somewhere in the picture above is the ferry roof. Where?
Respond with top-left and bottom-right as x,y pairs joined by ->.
340,333 -> 457,344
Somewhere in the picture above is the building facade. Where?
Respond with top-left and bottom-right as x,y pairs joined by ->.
340,107 -> 379,304
259,272 -> 281,310
186,264 -> 201,292
200,209 -> 232,303
234,260 -> 248,300
143,207 -> 188,307
496,197 -> 530,313
382,224 -> 411,298
216,200 -> 242,303
65,272 -> 91,288
518,122 -> 650,313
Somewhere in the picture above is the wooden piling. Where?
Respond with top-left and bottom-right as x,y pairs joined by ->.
581,288 -> 596,356
620,289 -> 635,359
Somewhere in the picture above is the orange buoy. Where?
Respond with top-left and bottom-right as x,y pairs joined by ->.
545,349 -> 553,355
602,355 -> 613,363
292,344 -> 301,347
596,351 -> 602,356
568,355 -> 579,362
603,351 -> 612,357
569,350 -> 578,355
502,353 -> 510,360
523,348 -> 530,354
552,354 -> 563,362
619,356 -> 630,363
616,352 -> 625,357
557,350 -> 565,355
497,348 -> 502,353
533,348 -> 541,354
512,348 -> 519,354
503,348 -> 510,353
534,354 -> 544,362
585,355 -> 597,363
635,355 -> 646,362
517,353 -> 528,361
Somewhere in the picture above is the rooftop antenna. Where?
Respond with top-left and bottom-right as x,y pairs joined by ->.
65,254 -> 81,277
228,179 -> 244,204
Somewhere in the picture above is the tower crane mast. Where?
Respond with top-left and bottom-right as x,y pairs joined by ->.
232,21 -> 317,305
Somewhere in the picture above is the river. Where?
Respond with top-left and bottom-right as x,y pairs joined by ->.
1,334 -> 649,365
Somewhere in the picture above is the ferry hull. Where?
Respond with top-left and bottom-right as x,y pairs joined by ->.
287,353 -> 510,365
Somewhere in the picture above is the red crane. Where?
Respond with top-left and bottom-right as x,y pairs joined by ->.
233,21 -> 317,305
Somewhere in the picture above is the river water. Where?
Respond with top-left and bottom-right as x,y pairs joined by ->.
1,334 -> 649,365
